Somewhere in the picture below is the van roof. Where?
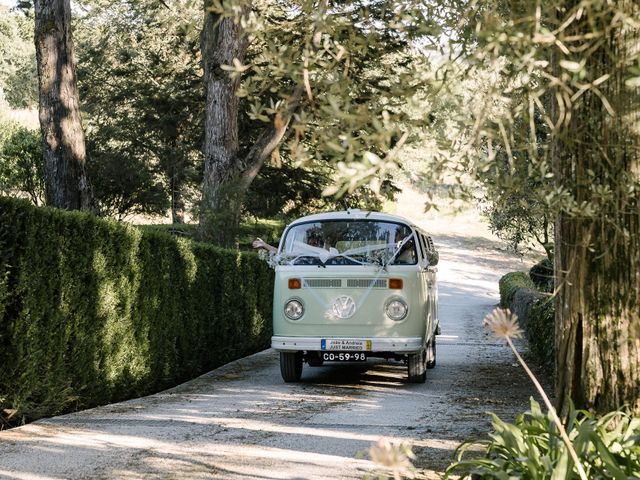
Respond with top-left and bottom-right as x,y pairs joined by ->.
286,209 -> 426,234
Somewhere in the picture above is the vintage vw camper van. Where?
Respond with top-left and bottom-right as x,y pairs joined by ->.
270,209 -> 439,383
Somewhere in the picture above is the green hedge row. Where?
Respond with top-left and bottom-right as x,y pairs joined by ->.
0,197 -> 274,425
529,257 -> 554,293
527,297 -> 555,374
499,266 -> 555,376
498,271 -> 536,308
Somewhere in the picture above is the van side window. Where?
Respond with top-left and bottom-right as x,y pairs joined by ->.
391,237 -> 417,265
414,230 -> 424,260
426,236 -> 435,251
418,234 -> 428,258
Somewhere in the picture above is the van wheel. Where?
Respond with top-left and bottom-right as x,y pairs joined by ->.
407,349 -> 426,383
426,335 -> 436,369
280,352 -> 303,382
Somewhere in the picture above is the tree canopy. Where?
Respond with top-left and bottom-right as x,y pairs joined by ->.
0,7 -> 37,109
76,0 -> 204,222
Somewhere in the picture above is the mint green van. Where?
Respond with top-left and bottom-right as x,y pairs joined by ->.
270,210 -> 439,383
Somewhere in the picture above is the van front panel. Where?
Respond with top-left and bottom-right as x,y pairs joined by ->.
273,265 -> 429,340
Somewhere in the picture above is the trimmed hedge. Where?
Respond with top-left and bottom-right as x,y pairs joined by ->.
527,297 -> 555,374
0,197 -> 273,425
499,269 -> 555,377
498,271 -> 536,308
511,287 -> 546,329
529,258 -> 554,293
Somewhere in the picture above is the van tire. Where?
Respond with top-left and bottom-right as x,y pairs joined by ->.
426,335 -> 436,369
407,350 -> 426,383
280,352 -> 303,382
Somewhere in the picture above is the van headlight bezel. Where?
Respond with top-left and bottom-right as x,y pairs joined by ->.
284,298 -> 305,320
385,297 -> 409,321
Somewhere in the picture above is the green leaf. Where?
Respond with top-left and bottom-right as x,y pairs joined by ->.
321,184 -> 341,196
590,432 -> 628,480
559,60 -> 582,72
550,446 -> 569,480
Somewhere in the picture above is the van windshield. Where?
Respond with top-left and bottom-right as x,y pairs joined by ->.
279,220 -> 417,266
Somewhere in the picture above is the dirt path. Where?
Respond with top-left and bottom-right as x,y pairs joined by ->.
0,191 -> 549,480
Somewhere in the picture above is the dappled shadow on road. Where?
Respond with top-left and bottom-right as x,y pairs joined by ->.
0,336 -> 552,480
2,333 -> 551,479
0,384 -> 437,479
0,422 -> 371,479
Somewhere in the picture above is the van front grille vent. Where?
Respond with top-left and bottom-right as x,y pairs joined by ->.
302,278 -> 389,288
304,278 -> 342,288
346,279 -> 388,289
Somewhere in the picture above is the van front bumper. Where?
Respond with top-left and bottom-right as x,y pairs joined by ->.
271,336 -> 423,353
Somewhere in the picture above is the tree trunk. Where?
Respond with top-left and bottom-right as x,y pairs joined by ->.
199,1 -> 249,245
34,0 -> 91,211
199,1 -> 302,246
170,174 -> 186,224
553,1 -> 640,416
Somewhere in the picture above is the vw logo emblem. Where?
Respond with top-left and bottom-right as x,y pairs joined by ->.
332,295 -> 356,319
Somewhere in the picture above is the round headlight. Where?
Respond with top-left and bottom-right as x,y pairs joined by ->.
386,298 -> 408,321
284,299 -> 304,320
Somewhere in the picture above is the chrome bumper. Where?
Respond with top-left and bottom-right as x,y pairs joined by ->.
271,336 -> 423,353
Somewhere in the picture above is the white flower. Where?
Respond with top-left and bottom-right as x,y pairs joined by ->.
369,438 -> 416,480
483,308 -> 523,339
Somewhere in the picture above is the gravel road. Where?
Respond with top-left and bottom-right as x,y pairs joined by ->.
0,212 -> 548,480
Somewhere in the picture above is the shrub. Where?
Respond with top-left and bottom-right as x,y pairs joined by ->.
530,257 -> 554,293
0,124 -> 44,205
498,271 -> 536,308
88,149 -> 169,220
0,197 -> 273,426
446,399 -> 640,479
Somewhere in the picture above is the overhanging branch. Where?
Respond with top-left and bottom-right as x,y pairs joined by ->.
238,84 -> 305,188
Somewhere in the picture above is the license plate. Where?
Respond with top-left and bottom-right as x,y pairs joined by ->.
321,339 -> 372,351
322,352 -> 367,362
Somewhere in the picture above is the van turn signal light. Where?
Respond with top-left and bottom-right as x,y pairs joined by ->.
288,278 -> 302,289
389,278 -> 403,289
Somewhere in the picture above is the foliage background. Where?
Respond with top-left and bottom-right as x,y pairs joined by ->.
0,5 -> 37,110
